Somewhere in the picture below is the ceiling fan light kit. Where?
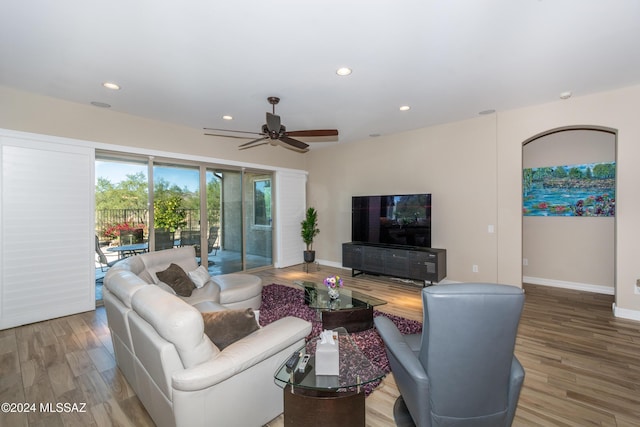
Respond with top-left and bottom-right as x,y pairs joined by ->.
204,97 -> 339,152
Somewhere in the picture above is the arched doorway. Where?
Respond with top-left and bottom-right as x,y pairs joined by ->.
522,126 -> 617,296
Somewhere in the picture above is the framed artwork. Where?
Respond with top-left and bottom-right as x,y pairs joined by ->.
523,162 -> 615,217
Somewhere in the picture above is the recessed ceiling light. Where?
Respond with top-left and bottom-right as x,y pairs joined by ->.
559,91 -> 572,100
91,101 -> 111,108
102,82 -> 120,90
222,115 -> 233,120
479,109 -> 496,115
399,105 -> 411,111
336,67 -> 352,76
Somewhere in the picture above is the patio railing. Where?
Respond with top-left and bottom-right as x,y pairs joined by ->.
95,208 -> 204,240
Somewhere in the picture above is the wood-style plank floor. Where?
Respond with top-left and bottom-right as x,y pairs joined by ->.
1,264 -> 639,426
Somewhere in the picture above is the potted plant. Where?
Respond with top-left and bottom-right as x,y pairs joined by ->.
301,207 -> 320,264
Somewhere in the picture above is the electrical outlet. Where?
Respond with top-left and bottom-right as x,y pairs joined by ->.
523,258 -> 528,266
472,265 -> 479,273
636,279 -> 640,294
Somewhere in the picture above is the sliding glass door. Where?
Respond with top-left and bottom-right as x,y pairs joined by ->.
95,153 -> 273,295
152,163 -> 200,259
244,170 -> 273,269
95,156 -> 149,301
211,169 -> 243,273
204,169 -> 273,274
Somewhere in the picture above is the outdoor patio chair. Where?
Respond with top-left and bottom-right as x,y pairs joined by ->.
180,230 -> 203,256
181,230 -> 217,265
95,235 -> 123,272
154,230 -> 175,251
208,226 -> 220,256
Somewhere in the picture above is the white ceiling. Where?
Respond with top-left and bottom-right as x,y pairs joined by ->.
2,0 -> 639,148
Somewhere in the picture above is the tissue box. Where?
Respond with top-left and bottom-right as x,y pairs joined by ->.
315,339 -> 339,375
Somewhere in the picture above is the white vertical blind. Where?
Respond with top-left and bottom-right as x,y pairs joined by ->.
274,170 -> 307,268
1,136 -> 94,329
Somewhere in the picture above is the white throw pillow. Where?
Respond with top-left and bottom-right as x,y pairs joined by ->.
188,265 -> 210,289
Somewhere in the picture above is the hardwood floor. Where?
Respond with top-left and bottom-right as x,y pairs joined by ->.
2,264 -> 639,426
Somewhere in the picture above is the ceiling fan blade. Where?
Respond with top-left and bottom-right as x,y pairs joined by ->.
204,132 -> 264,140
266,112 -> 281,133
279,135 -> 310,151
286,129 -> 339,137
239,141 -> 268,150
203,127 -> 263,136
238,136 -> 268,148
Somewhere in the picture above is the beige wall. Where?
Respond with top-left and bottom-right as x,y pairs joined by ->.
0,85 -> 308,171
2,83 -> 640,316
522,130 -> 615,291
498,86 -> 639,315
307,115 -> 499,283
309,85 -> 640,316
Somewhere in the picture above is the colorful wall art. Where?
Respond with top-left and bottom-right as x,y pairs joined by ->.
523,162 -> 615,216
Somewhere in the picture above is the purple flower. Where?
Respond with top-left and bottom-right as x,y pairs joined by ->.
323,275 -> 344,288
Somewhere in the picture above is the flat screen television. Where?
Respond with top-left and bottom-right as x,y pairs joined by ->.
352,193 -> 432,248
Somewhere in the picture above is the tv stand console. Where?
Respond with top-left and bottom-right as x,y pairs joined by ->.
342,242 -> 446,286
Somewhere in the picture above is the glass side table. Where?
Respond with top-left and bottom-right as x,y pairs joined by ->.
274,327 -> 385,426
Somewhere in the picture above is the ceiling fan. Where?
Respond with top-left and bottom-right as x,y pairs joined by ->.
204,97 -> 339,152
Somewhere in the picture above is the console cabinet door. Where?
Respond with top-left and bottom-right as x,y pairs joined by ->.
342,244 -> 363,269
408,251 -> 438,282
362,245 -> 385,272
383,248 -> 409,277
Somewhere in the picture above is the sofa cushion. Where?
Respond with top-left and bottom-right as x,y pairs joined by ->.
202,308 -> 260,350
156,263 -> 195,297
192,300 -> 227,313
213,273 -> 262,307
132,285 -> 219,369
181,281 -> 221,306
156,281 -> 177,295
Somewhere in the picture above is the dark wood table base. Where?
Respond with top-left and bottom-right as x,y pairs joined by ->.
321,306 -> 374,333
283,384 -> 365,426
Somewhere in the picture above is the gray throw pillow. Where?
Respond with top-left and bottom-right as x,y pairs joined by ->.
156,263 -> 195,297
202,309 -> 259,350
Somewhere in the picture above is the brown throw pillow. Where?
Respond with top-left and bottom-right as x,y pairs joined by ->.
202,309 -> 259,350
156,263 -> 195,297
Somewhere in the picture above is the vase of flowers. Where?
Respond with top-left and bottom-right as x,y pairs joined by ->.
323,275 -> 343,300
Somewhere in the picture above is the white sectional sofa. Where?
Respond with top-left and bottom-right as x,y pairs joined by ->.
103,246 -> 312,427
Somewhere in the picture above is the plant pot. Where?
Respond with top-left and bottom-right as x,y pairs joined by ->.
303,250 -> 316,263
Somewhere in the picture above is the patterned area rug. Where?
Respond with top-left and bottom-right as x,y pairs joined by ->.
258,283 -> 422,395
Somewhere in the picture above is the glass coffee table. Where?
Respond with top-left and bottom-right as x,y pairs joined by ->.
274,327 -> 385,426
294,280 -> 387,332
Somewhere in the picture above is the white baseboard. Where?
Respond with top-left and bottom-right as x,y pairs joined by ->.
612,303 -> 640,321
319,259 -> 343,269
522,276 -> 615,295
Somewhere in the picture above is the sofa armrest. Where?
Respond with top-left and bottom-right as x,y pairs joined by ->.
172,316 -> 312,391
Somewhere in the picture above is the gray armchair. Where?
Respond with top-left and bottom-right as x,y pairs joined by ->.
374,283 -> 525,427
